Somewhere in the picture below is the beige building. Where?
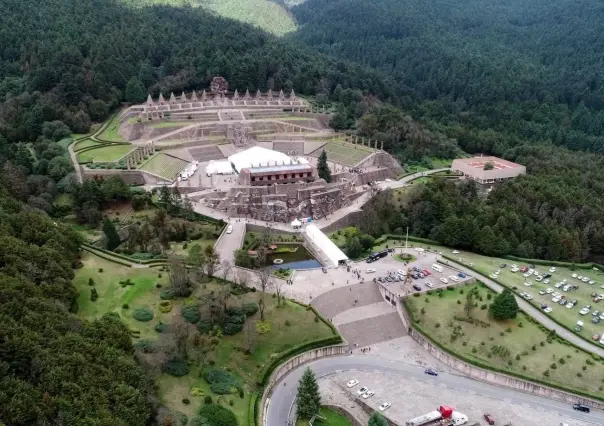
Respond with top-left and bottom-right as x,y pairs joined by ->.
451,156 -> 526,184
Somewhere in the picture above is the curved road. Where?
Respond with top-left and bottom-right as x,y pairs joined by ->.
267,355 -> 603,425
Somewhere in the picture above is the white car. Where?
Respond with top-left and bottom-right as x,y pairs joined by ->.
452,250 -> 460,254
589,280 -> 595,285
449,275 -> 459,283
544,307 -> 553,313
379,402 -> 391,412
572,273 -> 578,278
539,290 -> 546,295
357,387 -> 369,396
511,268 -> 518,273
566,303 -> 574,309
524,281 -> 532,287
552,296 -> 561,303
549,267 -> 556,273
226,225 -> 233,234
552,291 -> 560,297
535,276 -> 543,282
523,273 -> 530,278
582,277 -> 590,283
580,308 -> 590,315
414,248 -> 425,252
425,282 -> 435,288
525,294 -> 533,300
600,284 -> 604,290
490,274 -> 498,279
562,285 -> 570,292
397,270 -> 406,275
366,269 -> 376,273
362,390 -> 375,399
347,379 -> 359,388
440,277 -> 448,284
546,288 -> 554,294
511,264 -> 518,269
555,282 -> 563,288
578,275 -> 583,280
496,269 -> 501,275
533,270 -> 540,276
543,279 -> 550,284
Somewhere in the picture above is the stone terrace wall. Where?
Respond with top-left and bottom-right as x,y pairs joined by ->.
82,168 -> 145,185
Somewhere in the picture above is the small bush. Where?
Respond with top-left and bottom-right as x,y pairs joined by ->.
204,396 -> 213,404
182,305 -> 201,323
88,278 -> 95,286
155,322 -> 169,333
256,321 -> 271,334
550,363 -> 557,369
197,404 -> 237,426
190,387 -> 204,397
229,399 -> 234,406
222,322 -> 244,336
160,289 -> 174,300
134,339 -> 155,353
133,307 -> 154,322
197,318 -> 213,334
518,322 -> 523,328
158,273 -> 162,278
162,358 -> 189,377
435,322 -> 441,328
487,293 -> 492,300
211,382 -> 236,394
98,268 -> 103,273
480,304 -> 487,310
182,398 -> 190,405
314,316 -> 319,322
506,327 -> 512,333
516,354 -> 520,361
457,300 -> 461,304
582,365 -> 587,371
90,288 -> 98,301
239,388 -> 244,398
472,347 -> 477,353
540,341 -> 545,346
159,300 -> 173,313
285,319 -> 291,326
122,303 -> 129,309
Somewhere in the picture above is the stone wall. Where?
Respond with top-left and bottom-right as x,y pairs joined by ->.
82,168 -> 145,185
320,209 -> 364,234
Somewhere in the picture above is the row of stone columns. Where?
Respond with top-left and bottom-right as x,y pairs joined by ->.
125,142 -> 155,169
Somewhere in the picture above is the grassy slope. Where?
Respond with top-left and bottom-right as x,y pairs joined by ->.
296,407 -> 352,426
407,284 -> 604,396
122,0 -> 297,36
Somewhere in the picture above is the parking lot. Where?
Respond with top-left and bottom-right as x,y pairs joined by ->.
326,370 -> 593,426
370,248 -> 474,297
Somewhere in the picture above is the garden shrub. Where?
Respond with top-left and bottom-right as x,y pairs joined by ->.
285,319 -> 291,326
204,368 -> 240,394
162,358 -> 189,377
182,305 -> 201,323
204,395 -> 213,404
197,318 -> 213,334
189,416 -> 210,426
222,322 -> 243,336
182,398 -> 190,405
210,382 -> 236,395
159,300 -> 173,313
90,288 -> 98,301
198,404 -> 237,426
226,306 -> 244,316
160,289 -> 174,300
134,339 -> 155,353
88,278 -> 95,286
227,314 -> 245,325
155,322 -> 169,333
132,307 -> 154,322
242,302 -> 259,316
256,321 -> 271,334
122,303 -> 129,309
190,387 -> 204,397
176,412 -> 188,426
98,268 -> 103,273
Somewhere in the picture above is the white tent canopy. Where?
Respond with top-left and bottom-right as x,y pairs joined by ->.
304,223 -> 348,267
291,219 -> 302,228
228,146 -> 296,172
205,160 -> 234,176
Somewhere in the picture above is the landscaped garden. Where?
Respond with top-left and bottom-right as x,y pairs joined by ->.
295,407 -> 352,426
73,248 -> 338,425
311,141 -> 373,166
405,282 -> 604,399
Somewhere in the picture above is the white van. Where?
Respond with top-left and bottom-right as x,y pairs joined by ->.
432,264 -> 443,273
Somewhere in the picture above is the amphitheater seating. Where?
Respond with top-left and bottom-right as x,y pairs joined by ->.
188,145 -> 225,162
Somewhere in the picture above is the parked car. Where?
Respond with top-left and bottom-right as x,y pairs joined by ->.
425,282 -> 435,288
440,277 -> 448,284
544,307 -> 553,313
546,288 -> 554,294
357,387 -> 369,396
592,317 -> 600,324
449,275 -> 459,283
483,414 -> 495,425
424,368 -> 438,376
362,390 -> 375,399
379,402 -> 391,412
346,379 -> 359,388
457,272 -> 466,278
366,269 -> 376,273
423,269 -> 431,276
452,250 -> 460,254
226,225 -> 233,234
544,273 -> 552,278
413,284 -> 422,292
549,267 -> 556,273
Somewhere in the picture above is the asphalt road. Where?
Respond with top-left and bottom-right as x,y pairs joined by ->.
267,355 -> 603,426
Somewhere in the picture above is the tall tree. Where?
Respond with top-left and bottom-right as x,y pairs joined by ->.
317,150 -> 331,183
489,289 -> 519,320
125,77 -> 147,104
464,288 -> 475,319
296,368 -> 321,419
102,217 -> 121,250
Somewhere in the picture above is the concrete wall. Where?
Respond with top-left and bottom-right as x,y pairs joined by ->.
320,210 -> 364,234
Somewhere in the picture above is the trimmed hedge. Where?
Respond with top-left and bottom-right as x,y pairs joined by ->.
182,305 -> 201,324
162,358 -> 189,377
155,322 -> 169,333
160,289 -> 174,300
222,321 -> 244,336
81,246 -> 132,267
197,318 -> 213,334
503,254 -> 603,270
373,234 -> 440,247
197,404 -> 237,426
132,307 -> 154,322
248,393 -> 259,426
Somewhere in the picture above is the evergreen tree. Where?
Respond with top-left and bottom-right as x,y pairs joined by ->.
368,412 -> 388,426
344,235 -> 363,258
464,288 -> 475,319
317,150 -> 331,183
125,77 -> 147,104
489,289 -> 519,320
102,217 -> 121,251
296,368 -> 321,419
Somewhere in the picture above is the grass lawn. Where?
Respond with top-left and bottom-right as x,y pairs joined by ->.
97,113 -> 126,142
74,251 -> 336,423
77,144 -> 133,163
296,407 -> 352,426
311,141 -> 374,166
138,153 -> 188,181
406,283 -> 604,397
148,121 -> 192,129
74,138 -> 102,151
371,239 -> 604,346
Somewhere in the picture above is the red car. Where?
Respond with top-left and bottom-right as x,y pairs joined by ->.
423,269 -> 431,276
483,413 -> 495,425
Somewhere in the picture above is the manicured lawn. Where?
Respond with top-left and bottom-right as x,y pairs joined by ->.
296,407 -> 352,426
77,144 -> 133,163
138,153 -> 188,181
406,283 -> 604,398
311,141 -> 374,166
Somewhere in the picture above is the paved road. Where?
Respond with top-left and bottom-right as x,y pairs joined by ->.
214,220 -> 245,264
444,258 -> 604,358
267,356 -> 603,426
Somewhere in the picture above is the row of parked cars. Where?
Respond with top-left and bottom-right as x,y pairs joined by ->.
346,380 -> 391,412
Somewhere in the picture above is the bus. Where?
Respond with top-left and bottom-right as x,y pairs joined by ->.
366,250 -> 389,263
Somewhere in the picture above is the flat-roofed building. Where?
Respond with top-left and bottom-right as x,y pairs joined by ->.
238,163 -> 315,186
451,156 -> 526,184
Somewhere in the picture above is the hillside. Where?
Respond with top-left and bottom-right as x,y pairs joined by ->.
122,0 -> 297,35
291,0 -> 604,154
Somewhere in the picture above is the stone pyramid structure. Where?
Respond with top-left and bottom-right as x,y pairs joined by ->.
159,93 -> 166,104
169,92 -> 176,104
146,94 -> 153,105
279,89 -> 285,100
233,89 -> 239,100
244,89 -> 251,100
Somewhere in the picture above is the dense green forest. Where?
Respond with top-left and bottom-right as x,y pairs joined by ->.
0,186 -> 155,425
292,0 -> 604,154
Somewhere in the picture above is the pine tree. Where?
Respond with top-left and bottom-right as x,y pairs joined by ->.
488,289 -> 518,320
464,288 -> 475,319
368,412 -> 388,426
125,77 -> 146,104
102,217 -> 121,251
296,368 -> 321,419
317,150 -> 331,183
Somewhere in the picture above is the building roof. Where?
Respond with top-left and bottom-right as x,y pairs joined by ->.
451,156 -> 526,181
205,160 -> 234,175
229,146 -> 298,172
248,163 -> 312,175
304,223 -> 348,266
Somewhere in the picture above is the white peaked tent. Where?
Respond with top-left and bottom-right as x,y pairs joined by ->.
304,224 -> 348,266
206,160 -> 234,176
291,219 -> 302,228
